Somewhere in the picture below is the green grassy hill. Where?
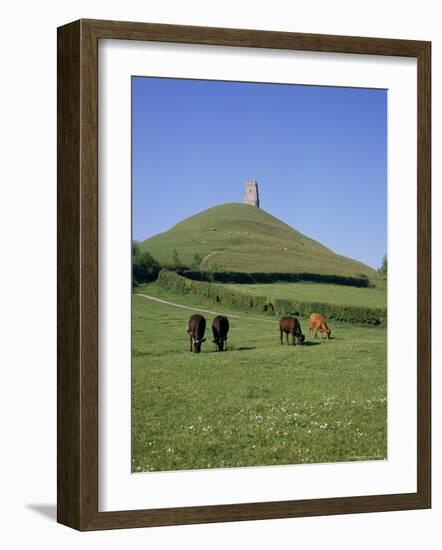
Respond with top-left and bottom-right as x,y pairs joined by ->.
140,203 -> 380,282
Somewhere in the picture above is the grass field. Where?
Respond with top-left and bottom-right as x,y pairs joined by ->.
225,281 -> 387,309
132,284 -> 387,473
140,203 -> 381,281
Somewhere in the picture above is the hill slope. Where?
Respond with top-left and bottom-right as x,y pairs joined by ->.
140,203 -> 380,281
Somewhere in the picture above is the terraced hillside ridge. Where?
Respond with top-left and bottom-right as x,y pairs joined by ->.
140,203 -> 381,282
225,282 -> 387,309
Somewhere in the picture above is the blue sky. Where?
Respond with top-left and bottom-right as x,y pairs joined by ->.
132,77 -> 387,269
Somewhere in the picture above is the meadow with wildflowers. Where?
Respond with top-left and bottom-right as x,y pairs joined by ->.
131,285 -> 387,473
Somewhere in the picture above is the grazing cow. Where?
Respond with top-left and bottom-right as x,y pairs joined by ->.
309,313 -> 331,339
279,316 -> 305,346
212,315 -> 229,351
187,314 -> 206,353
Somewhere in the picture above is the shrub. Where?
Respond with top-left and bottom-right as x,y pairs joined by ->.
132,241 -> 141,257
190,252 -> 203,270
378,254 -> 388,279
133,251 -> 160,285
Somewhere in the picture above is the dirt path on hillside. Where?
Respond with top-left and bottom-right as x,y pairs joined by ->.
135,293 -> 277,324
199,249 -> 223,266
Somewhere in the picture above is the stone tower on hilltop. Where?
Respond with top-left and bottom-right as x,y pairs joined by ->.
243,180 -> 260,208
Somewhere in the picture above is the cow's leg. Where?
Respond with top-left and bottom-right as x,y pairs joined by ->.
286,332 -> 289,345
280,329 -> 283,345
189,335 -> 193,352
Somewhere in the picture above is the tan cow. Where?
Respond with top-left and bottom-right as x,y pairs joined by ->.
309,313 -> 331,339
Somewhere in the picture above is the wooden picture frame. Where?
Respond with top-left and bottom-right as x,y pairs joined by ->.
57,18 -> 431,531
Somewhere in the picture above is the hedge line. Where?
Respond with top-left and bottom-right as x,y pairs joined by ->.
176,269 -> 372,288
158,271 -> 387,326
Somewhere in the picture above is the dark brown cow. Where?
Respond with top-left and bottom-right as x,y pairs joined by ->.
309,313 -> 331,339
212,316 -> 229,351
187,314 -> 206,353
279,316 -> 305,346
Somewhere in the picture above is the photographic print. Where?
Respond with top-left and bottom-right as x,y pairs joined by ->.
131,76 -> 387,474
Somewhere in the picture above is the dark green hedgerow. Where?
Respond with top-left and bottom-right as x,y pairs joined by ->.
176,269 -> 372,288
157,271 -> 387,326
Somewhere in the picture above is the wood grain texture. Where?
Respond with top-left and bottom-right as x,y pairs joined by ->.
57,19 -> 431,531
416,42 -> 431,507
83,18 -> 427,56
57,20 -> 81,529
